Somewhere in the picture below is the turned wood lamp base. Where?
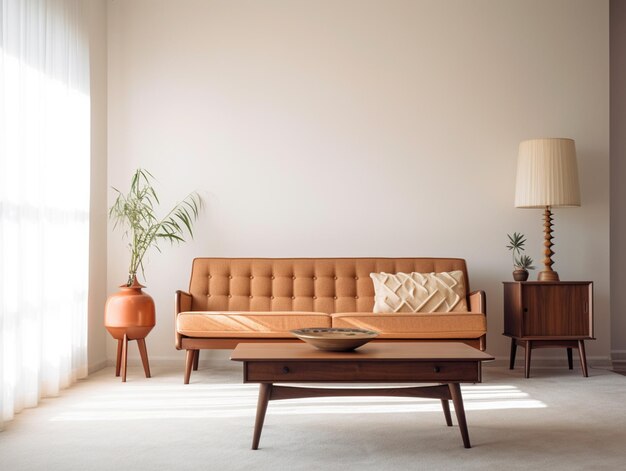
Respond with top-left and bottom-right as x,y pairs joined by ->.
538,206 -> 560,282
538,270 -> 559,282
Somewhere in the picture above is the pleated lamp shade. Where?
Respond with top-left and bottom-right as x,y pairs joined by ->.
514,138 -> 581,208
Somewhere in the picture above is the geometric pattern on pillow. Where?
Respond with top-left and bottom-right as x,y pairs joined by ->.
370,271 -> 468,313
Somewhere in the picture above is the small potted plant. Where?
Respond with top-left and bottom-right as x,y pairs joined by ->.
506,232 -> 535,281
105,169 -> 202,381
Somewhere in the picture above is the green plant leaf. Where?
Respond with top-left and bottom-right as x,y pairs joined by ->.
109,169 -> 203,284
515,254 -> 535,270
506,232 -> 527,251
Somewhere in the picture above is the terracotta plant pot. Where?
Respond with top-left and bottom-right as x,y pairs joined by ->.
512,269 -> 529,282
104,278 -> 156,381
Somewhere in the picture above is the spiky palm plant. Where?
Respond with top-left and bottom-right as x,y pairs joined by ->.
109,169 -> 202,286
515,254 -> 536,271
506,232 -> 535,270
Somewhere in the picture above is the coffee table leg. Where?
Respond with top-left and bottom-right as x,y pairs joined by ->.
441,399 -> 453,426
252,383 -> 273,450
448,383 -> 471,448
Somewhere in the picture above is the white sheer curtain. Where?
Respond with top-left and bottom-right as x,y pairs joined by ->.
0,0 -> 90,428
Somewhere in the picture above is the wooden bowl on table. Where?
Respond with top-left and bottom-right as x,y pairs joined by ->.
290,327 -> 379,352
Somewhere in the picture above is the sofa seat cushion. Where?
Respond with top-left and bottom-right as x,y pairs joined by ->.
177,311 -> 331,338
331,312 -> 486,339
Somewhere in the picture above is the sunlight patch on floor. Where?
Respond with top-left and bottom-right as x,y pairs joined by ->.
50,383 -> 545,421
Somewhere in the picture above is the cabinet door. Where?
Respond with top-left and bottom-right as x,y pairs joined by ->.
522,284 -> 590,337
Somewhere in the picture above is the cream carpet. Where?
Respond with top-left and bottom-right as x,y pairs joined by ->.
1,360 -> 626,471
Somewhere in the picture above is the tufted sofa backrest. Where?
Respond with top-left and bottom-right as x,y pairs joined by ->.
187,258 -> 470,313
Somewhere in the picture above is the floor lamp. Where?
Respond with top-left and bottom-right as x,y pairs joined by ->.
514,138 -> 581,281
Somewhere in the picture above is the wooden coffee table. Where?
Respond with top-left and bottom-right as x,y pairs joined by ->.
231,342 -> 494,449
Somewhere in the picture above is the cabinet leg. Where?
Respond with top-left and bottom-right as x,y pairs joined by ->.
567,348 -> 573,370
578,340 -> 589,377
524,341 -> 532,379
509,339 -> 517,370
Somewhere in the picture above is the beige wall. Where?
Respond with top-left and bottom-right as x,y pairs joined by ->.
611,0 -> 626,367
87,0 -> 108,373
107,0 -> 610,364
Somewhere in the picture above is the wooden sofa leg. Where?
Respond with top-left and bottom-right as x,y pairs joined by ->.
193,349 -> 199,371
184,349 -> 195,384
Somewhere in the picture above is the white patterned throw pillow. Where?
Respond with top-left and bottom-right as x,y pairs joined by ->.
370,271 -> 468,313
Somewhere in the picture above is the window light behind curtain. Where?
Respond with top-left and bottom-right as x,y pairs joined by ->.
0,0 -> 90,427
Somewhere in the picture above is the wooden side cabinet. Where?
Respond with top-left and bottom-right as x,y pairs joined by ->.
503,281 -> 593,378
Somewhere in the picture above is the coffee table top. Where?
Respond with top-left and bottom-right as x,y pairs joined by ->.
230,342 -> 494,362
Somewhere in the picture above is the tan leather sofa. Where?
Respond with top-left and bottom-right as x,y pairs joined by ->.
176,257 -> 487,383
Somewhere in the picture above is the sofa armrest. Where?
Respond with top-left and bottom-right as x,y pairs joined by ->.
468,290 -> 486,314
176,290 -> 192,314
175,291 -> 192,350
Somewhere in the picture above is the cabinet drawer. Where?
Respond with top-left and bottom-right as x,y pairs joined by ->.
245,361 -> 479,382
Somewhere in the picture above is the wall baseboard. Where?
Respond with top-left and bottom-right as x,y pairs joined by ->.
611,350 -> 626,370
487,356 -> 612,369
104,350 -> 230,367
88,359 -> 108,374
102,354 -> 613,371
105,356 -> 205,369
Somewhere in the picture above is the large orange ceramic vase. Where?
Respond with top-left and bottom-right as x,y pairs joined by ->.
104,278 -> 156,382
